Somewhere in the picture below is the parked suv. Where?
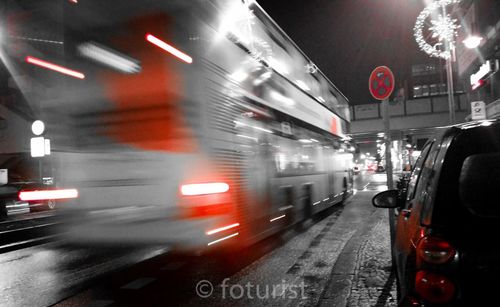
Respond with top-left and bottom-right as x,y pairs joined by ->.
372,120 -> 500,306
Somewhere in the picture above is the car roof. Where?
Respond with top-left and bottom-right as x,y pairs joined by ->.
427,119 -> 500,145
453,119 -> 499,130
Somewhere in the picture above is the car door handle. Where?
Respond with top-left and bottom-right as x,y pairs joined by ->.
401,209 -> 412,219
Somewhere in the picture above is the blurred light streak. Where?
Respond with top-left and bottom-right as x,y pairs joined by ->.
269,214 -> 286,222
268,57 -> 289,75
78,42 -> 141,74
252,126 -> 272,133
19,189 -> 78,201
180,182 -> 229,196
217,1 -> 255,45
234,121 -> 272,133
6,202 -> 29,209
295,80 -> 310,91
270,91 -> 294,106
229,70 -> 248,82
25,56 -> 85,79
146,34 -> 193,64
207,232 -> 239,246
9,36 -> 63,45
236,134 -> 258,141
206,223 -> 240,235
252,71 -> 272,86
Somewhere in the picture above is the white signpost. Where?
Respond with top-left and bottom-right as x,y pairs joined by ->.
29,120 -> 51,181
471,101 -> 486,121
30,137 -> 46,157
30,120 -> 51,157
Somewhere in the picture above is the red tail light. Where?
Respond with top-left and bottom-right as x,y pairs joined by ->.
26,56 -> 85,79
180,182 -> 229,196
19,189 -> 78,201
145,34 -> 193,64
415,270 -> 455,304
417,236 -> 455,264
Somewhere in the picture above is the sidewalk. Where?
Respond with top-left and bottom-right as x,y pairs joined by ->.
184,189 -> 398,307
318,191 -> 397,307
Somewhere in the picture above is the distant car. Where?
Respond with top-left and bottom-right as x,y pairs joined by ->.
367,164 -> 377,171
353,166 -> 360,175
372,120 -> 500,306
376,165 -> 385,173
0,178 -> 56,219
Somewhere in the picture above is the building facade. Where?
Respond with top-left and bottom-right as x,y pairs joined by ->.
456,0 -> 500,118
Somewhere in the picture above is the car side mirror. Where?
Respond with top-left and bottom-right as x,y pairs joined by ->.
372,189 -> 399,208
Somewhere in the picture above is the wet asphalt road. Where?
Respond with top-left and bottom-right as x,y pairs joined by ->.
0,170 -> 393,307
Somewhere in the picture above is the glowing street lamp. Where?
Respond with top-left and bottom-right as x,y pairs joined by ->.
463,35 -> 483,49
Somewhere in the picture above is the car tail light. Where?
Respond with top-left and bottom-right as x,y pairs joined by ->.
25,56 -> 85,79
416,236 -> 455,264
415,270 -> 455,304
179,182 -> 232,218
146,33 -> 193,64
180,182 -> 229,196
19,189 -> 78,201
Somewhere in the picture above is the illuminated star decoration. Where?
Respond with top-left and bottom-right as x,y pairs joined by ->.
414,0 -> 461,59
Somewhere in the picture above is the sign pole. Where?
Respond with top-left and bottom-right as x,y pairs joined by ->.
446,48 -> 456,125
383,98 -> 396,251
370,66 -> 396,251
382,98 -> 394,190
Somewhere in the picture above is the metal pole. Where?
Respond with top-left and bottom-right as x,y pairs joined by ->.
383,99 -> 394,190
443,3 -> 456,125
446,52 -> 456,124
38,159 -> 42,181
383,98 -> 396,251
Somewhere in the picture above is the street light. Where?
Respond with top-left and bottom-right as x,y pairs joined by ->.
463,35 -> 483,49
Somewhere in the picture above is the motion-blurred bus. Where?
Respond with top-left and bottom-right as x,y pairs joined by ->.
2,0 -> 353,251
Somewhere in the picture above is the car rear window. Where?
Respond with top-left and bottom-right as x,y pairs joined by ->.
433,123 -> 500,244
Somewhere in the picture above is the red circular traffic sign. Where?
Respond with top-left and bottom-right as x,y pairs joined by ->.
369,66 -> 395,101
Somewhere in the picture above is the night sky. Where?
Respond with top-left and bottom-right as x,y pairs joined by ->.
257,0 -> 432,105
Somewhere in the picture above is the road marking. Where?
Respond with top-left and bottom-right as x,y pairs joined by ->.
121,277 -> 156,290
